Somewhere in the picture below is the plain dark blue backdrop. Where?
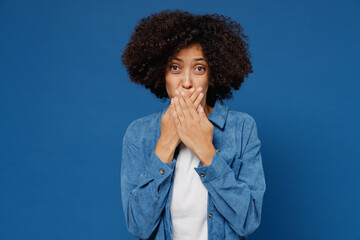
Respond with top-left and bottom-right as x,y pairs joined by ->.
1,0 -> 359,239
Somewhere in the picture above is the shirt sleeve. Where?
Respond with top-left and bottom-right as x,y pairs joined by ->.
120,121 -> 177,239
194,116 -> 266,237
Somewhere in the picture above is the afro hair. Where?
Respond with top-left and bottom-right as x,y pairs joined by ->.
121,10 -> 253,107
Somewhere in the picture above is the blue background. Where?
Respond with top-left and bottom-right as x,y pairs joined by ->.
1,0 -> 359,239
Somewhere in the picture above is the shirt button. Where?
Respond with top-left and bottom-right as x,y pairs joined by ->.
160,169 -> 165,175
209,213 -> 213,218
216,148 -> 220,152
200,173 -> 205,177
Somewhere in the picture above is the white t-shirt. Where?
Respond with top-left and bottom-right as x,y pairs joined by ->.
170,142 -> 208,240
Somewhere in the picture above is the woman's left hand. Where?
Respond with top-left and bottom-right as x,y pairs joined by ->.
171,90 -> 216,166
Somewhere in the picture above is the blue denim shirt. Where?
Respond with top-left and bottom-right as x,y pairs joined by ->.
121,98 -> 266,240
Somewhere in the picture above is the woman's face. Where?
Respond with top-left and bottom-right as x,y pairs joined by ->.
165,43 -> 209,107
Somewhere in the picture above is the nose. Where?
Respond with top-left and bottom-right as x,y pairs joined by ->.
181,70 -> 193,90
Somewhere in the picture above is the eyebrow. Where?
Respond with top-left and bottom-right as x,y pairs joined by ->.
171,57 -> 206,62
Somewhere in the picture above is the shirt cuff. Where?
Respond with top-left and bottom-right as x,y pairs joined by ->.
194,151 -> 232,183
146,150 -> 177,180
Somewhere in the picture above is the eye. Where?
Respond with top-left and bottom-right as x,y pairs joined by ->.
170,66 -> 180,71
195,66 -> 206,72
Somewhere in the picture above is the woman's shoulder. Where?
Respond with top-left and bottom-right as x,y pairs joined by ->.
227,109 -> 260,145
227,108 -> 257,126
124,110 -> 162,139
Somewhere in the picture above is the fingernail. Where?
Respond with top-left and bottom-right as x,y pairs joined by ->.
175,90 -> 179,95
181,91 -> 185,96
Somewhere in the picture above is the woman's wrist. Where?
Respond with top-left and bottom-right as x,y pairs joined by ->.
155,134 -> 179,163
196,142 -> 216,167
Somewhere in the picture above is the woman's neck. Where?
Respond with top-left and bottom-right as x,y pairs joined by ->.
204,104 -> 214,117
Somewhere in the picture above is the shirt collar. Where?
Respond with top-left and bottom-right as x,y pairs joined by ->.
160,98 -> 229,129
207,99 -> 229,129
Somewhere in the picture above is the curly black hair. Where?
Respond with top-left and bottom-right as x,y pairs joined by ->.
121,10 -> 253,107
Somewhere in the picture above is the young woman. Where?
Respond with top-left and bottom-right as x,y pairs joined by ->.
120,10 -> 266,240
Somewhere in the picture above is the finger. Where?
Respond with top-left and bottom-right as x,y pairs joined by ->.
198,104 -> 207,119
181,90 -> 199,119
189,87 -> 201,103
194,92 -> 204,110
190,87 -> 203,108
171,106 -> 180,127
173,96 -> 185,126
170,97 -> 175,109
169,98 -> 175,113
187,88 -> 195,98
178,91 -> 193,121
